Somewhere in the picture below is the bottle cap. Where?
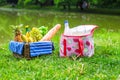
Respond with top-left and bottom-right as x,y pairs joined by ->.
64,20 -> 68,24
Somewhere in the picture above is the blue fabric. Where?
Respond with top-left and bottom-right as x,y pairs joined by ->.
9,41 -> 24,55
29,41 -> 53,57
9,41 -> 53,57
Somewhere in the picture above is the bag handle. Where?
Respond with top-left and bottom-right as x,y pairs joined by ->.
78,38 -> 84,56
63,39 -> 67,56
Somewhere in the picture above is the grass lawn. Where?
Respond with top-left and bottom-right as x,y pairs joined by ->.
0,28 -> 120,80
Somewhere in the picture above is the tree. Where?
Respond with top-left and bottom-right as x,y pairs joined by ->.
0,0 -> 7,5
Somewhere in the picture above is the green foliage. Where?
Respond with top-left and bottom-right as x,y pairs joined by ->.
89,0 -> 120,8
0,0 -> 6,6
17,0 -> 33,6
38,0 -> 47,4
17,0 -> 24,6
24,0 -> 33,5
0,0 -> 119,8
54,0 -> 60,5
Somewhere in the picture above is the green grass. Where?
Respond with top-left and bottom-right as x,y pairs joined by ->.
0,29 -> 120,80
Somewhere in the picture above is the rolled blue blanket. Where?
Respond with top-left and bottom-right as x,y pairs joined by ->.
29,41 -> 53,57
9,41 -> 24,55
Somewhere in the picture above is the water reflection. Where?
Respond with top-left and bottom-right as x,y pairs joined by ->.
0,9 -> 120,44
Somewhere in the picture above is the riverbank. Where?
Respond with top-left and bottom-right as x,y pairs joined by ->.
0,5 -> 120,15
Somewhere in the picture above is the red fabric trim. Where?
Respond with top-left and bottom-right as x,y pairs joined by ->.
90,26 -> 98,35
63,39 -> 67,56
78,39 -> 84,56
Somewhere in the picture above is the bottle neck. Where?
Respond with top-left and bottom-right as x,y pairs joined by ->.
65,22 -> 69,26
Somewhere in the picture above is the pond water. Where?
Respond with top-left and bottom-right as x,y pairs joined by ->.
0,8 -> 120,44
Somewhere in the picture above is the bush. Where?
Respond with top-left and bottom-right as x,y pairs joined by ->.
0,0 -> 7,6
